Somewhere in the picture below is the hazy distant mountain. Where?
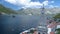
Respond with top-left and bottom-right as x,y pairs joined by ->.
18,8 -> 41,15
46,8 -> 60,14
18,7 -> 60,15
0,4 -> 18,14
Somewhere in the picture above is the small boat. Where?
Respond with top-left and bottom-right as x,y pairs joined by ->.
12,15 -> 15,18
0,12 -> 2,15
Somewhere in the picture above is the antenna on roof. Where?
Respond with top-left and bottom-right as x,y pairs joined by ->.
42,4 -> 45,10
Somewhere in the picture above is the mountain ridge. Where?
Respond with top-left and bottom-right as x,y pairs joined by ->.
0,4 -> 18,14
18,7 -> 60,15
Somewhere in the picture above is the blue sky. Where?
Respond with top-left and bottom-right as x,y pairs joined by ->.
0,0 -> 60,10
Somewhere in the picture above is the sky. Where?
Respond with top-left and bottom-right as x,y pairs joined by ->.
0,0 -> 60,10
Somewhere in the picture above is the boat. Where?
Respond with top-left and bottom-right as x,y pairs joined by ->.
12,15 -> 15,18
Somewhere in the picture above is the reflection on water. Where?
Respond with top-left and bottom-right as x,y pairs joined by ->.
0,15 -> 40,34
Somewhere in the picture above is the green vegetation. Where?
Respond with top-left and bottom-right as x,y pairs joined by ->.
56,28 -> 60,34
53,13 -> 60,19
0,4 -> 18,14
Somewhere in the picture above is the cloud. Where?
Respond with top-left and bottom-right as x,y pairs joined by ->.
5,0 -> 55,8
51,1 -> 54,3
49,5 -> 59,8
43,0 -> 48,6
5,0 -> 43,6
16,0 -> 30,5
49,5 -> 54,8
24,2 -> 43,8
5,0 -> 17,4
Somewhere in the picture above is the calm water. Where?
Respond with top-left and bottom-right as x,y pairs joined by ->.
0,15 -> 40,34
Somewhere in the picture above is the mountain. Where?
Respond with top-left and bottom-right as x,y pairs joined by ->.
1,4 -> 60,15
46,8 -> 60,14
18,8 -> 41,15
0,4 -> 18,14
18,7 -> 60,15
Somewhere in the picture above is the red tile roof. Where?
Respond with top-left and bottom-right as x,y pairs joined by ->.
47,21 -> 57,28
50,32 -> 55,34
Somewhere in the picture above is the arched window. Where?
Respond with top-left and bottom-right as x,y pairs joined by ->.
38,32 -> 40,34
43,33 -> 45,34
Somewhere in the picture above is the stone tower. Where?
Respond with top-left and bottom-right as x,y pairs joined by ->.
37,4 -> 48,34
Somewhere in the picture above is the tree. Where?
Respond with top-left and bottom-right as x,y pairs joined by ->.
56,28 -> 60,34
53,13 -> 60,19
